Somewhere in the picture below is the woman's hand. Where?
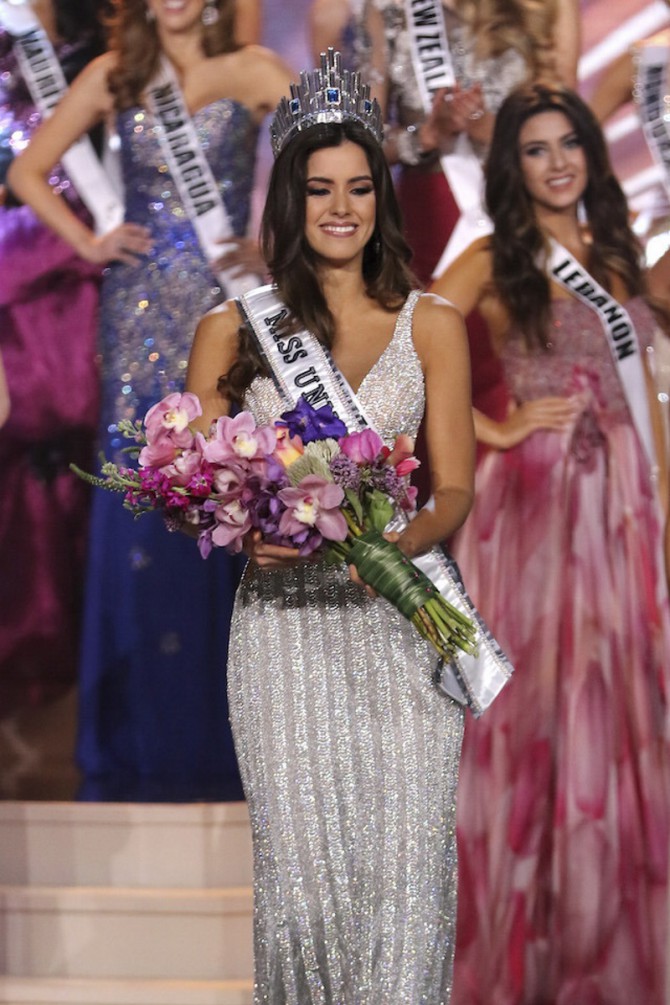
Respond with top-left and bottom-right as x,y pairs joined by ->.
348,529 -> 405,599
420,84 -> 485,151
244,529 -> 303,569
212,236 -> 265,278
81,222 -> 153,266
489,396 -> 581,449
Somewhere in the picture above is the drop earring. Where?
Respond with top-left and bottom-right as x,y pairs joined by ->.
145,4 -> 156,21
202,0 -> 219,26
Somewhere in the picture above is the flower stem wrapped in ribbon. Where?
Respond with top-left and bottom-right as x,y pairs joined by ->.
347,530 -> 477,659
279,402 -> 478,660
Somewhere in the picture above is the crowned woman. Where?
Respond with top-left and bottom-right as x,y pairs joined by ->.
186,50 -> 512,1002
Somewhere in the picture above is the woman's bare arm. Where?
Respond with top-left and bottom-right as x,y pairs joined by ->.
396,294 -> 475,557
7,53 -> 152,263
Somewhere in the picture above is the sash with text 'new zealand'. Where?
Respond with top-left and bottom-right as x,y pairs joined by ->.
548,239 -> 657,472
635,44 -> 670,200
406,0 -> 491,271
146,55 -> 260,298
0,0 -> 123,234
237,283 -> 514,716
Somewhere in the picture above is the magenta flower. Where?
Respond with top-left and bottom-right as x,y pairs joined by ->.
278,475 -> 347,541
339,429 -> 384,465
203,412 -> 277,466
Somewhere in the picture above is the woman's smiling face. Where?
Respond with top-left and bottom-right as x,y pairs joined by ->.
518,110 -> 588,217
303,140 -> 377,267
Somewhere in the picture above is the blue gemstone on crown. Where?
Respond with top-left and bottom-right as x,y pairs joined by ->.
326,88 -> 340,103
289,98 -> 300,114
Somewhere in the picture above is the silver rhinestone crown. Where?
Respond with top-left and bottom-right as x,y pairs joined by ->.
270,49 -> 383,159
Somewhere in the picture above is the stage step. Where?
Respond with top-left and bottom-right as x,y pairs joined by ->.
0,976 -> 253,1004
0,802 -> 252,888
0,885 -> 253,980
0,802 -> 255,1003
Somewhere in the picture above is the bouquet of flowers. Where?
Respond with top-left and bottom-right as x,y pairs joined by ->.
73,392 -> 476,660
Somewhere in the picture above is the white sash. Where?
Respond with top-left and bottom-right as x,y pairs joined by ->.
635,44 -> 670,200
404,0 -> 492,273
145,56 -> 260,297
0,0 -> 124,235
547,239 -> 657,472
237,283 -> 514,716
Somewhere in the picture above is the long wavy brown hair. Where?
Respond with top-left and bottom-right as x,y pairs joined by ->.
456,0 -> 558,79
221,120 -> 416,405
485,82 -> 645,351
106,0 -> 237,110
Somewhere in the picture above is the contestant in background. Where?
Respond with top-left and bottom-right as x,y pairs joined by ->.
591,17 -> 670,448
591,17 -> 670,262
0,0 -> 106,774
308,0 -> 373,72
340,0 -> 579,499
432,83 -> 670,1004
9,0 -> 292,801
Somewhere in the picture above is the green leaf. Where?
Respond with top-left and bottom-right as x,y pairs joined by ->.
345,487 -> 364,525
365,489 -> 393,532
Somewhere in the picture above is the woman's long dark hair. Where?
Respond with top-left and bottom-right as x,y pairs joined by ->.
222,120 -> 416,404
486,82 -> 644,351
106,0 -> 237,110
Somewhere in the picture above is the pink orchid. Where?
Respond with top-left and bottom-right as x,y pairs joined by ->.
211,497 -> 252,553
273,424 -> 305,468
143,392 -> 201,447
211,459 -> 249,497
160,448 -> 206,486
203,411 -> 277,465
278,475 -> 347,540
339,428 -> 384,465
138,437 -> 181,469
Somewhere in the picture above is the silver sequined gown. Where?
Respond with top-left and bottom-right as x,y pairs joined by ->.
229,291 -> 465,1004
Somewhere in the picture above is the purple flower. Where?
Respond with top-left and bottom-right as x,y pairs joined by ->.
329,452 -> 361,491
279,396 -> 347,444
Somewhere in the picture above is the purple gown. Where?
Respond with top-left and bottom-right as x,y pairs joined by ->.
0,30 -> 101,717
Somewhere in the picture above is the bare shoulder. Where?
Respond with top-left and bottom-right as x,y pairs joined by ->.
195,298 -> 243,343
445,234 -> 493,278
219,45 -> 293,115
69,50 -> 117,108
410,292 -> 468,362
414,290 -> 464,329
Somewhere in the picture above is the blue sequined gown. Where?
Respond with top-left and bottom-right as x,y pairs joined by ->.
77,99 -> 257,800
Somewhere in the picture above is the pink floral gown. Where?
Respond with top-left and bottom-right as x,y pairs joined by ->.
451,296 -> 670,1005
